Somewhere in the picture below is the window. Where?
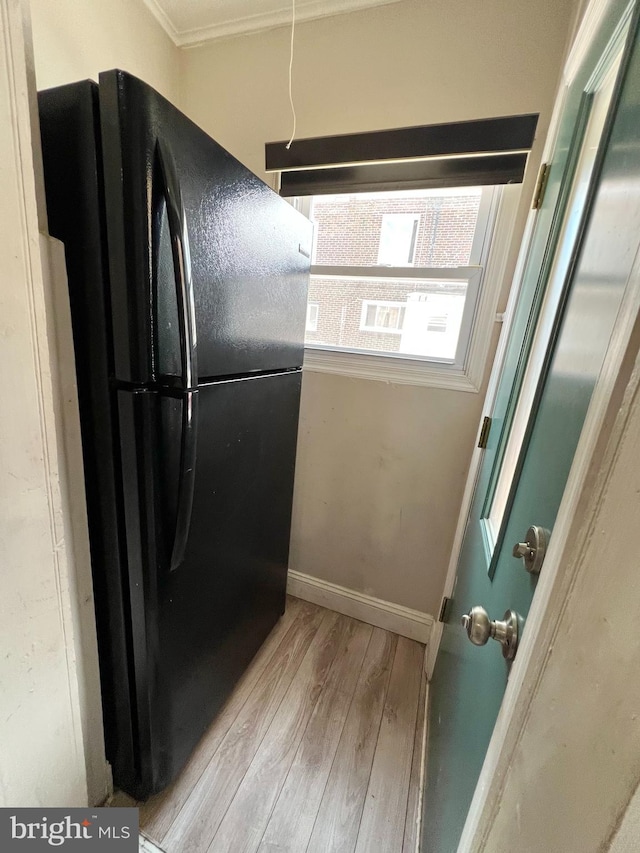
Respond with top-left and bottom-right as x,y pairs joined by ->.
302,186 -> 497,360
306,303 -> 319,332
427,316 -> 447,333
361,300 -> 406,333
377,214 -> 420,265
272,115 -> 535,389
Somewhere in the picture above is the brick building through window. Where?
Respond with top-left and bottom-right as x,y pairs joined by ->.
304,187 -> 490,361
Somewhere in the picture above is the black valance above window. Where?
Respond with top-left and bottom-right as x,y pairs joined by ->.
265,114 -> 538,197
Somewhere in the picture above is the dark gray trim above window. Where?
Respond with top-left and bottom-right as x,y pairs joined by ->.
266,114 -> 539,172
278,152 -> 529,197
266,114 -> 538,196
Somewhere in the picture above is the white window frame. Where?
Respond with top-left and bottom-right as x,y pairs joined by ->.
293,184 -> 522,392
360,299 -> 406,334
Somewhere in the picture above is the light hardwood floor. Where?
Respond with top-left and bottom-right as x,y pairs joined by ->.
138,596 -> 426,853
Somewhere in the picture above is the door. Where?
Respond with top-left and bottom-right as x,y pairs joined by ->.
422,3 -> 640,850
98,69 -> 310,387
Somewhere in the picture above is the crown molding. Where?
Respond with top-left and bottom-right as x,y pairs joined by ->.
143,0 -> 405,48
142,0 -> 180,43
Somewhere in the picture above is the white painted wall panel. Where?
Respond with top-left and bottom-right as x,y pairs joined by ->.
30,0 -> 181,104
0,0 -> 87,807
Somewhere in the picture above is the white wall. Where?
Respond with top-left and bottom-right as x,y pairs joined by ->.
289,371 -> 498,612
181,0 -> 577,184
0,0 -> 88,807
182,0 -> 578,615
30,0 -> 181,103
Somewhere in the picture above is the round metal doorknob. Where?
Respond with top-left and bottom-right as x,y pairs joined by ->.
461,606 -> 493,646
461,605 -> 522,660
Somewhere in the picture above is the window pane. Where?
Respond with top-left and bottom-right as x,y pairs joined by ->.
427,315 -> 448,333
377,214 -> 420,265
306,303 -> 319,332
361,301 -> 406,332
311,188 -> 482,267
306,275 -> 467,359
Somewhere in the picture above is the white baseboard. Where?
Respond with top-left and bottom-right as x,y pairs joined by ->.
287,570 -> 434,646
426,620 -> 443,681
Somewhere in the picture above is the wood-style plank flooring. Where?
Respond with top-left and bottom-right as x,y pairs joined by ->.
139,596 -> 426,853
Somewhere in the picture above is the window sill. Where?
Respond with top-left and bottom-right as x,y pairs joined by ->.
302,347 -> 481,392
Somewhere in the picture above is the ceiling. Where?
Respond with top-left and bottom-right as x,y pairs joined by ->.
143,0 -> 405,46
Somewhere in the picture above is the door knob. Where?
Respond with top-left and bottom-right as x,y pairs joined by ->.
512,525 -> 550,575
461,605 -> 522,660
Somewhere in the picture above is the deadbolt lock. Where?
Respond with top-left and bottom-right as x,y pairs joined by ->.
461,605 -> 522,660
513,525 -> 550,575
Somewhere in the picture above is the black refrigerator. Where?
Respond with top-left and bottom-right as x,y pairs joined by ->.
38,70 -> 311,799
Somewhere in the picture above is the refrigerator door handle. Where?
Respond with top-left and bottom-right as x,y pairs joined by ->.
156,139 -> 198,390
169,390 -> 199,572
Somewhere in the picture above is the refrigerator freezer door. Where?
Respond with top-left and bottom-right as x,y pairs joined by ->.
99,69 -> 311,388
117,370 -> 302,796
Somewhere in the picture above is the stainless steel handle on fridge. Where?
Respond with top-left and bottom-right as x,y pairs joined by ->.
157,140 -> 198,572
156,139 -> 198,389
168,391 -> 198,572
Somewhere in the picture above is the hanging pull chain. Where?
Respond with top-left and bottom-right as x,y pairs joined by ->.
285,0 -> 297,150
